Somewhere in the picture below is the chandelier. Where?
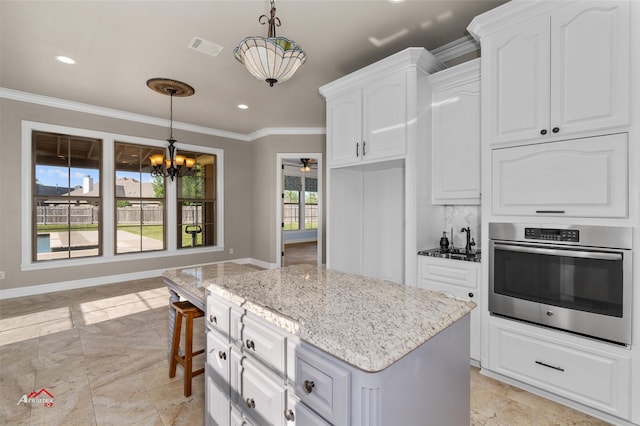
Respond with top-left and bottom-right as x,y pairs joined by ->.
233,0 -> 307,87
146,78 -> 196,181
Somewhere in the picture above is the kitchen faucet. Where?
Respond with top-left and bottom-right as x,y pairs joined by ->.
460,227 -> 475,254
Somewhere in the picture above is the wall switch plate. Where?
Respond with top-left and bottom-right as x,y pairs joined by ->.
0,271 -> 5,280
229,248 -> 234,254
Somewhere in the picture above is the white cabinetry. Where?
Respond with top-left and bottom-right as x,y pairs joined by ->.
326,69 -> 407,167
418,256 -> 480,362
321,47 -> 445,285
474,1 -> 629,145
430,59 -> 481,204
489,317 -> 631,419
492,133 -> 628,217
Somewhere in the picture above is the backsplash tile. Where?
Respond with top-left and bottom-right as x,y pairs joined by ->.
444,205 -> 481,250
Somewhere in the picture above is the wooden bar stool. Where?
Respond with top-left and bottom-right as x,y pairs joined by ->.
169,301 -> 205,397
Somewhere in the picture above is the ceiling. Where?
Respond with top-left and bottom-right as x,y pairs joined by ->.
0,0 -> 506,137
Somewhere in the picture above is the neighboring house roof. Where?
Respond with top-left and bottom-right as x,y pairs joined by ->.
64,177 -> 156,198
35,183 -> 71,196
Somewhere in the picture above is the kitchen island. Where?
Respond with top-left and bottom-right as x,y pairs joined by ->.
165,264 -> 476,425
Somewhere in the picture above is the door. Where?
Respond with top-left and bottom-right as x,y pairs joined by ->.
362,70 -> 407,162
484,15 -> 551,145
550,1 -> 629,137
327,90 -> 362,167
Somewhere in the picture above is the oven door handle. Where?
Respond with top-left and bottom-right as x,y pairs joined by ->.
493,244 -> 623,261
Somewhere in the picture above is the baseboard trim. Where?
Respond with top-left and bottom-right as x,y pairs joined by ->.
0,258 -> 274,299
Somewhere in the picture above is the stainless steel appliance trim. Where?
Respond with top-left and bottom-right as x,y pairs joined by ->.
493,243 -> 624,261
489,223 -> 632,249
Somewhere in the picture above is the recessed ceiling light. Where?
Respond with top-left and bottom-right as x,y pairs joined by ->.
55,55 -> 76,64
238,104 -> 249,110
388,0 -> 405,3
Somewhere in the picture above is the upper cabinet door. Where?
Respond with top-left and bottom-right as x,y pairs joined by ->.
550,1 -> 629,137
432,78 -> 481,205
362,71 -> 407,163
327,90 -> 362,167
483,1 -> 629,146
484,16 -> 551,145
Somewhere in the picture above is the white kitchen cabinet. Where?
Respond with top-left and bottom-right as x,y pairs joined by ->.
321,47 -> 446,285
488,316 -> 631,419
326,69 -> 407,168
430,59 -> 481,205
418,255 -> 481,362
473,1 -> 629,146
492,133 -> 628,218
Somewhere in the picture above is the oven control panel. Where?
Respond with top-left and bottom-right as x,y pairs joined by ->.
524,227 -> 579,242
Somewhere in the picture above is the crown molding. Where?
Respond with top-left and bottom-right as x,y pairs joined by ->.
431,35 -> 480,63
0,87 -> 325,142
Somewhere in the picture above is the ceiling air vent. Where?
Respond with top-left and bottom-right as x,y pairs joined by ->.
188,37 -> 223,57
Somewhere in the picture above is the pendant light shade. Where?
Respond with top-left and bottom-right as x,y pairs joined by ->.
234,0 -> 307,87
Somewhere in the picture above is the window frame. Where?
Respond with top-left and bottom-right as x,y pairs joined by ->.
21,120 -> 224,271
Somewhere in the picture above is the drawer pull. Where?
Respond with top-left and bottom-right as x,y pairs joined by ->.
245,339 -> 256,350
303,380 -> 315,394
246,398 -> 256,409
356,142 -> 359,157
284,409 -> 295,421
535,210 -> 565,214
218,351 -> 226,360
209,314 -> 217,324
535,360 -> 564,372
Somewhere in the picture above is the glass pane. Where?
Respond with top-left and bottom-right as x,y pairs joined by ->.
304,191 -> 318,229
178,201 -> 216,248
35,200 -> 100,261
115,142 -> 164,199
177,153 -> 215,199
69,136 -> 100,197
116,202 -> 164,254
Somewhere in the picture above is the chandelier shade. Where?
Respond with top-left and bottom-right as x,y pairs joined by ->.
233,0 -> 306,87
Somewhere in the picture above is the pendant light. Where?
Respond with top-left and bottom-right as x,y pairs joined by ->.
233,0 -> 307,87
146,78 -> 196,181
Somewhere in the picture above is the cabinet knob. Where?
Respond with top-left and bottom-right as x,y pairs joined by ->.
245,339 -> 255,350
218,351 -> 226,360
284,409 -> 295,421
552,127 -> 560,133
303,380 -> 315,394
540,129 -> 547,135
468,292 -> 474,298
209,315 -> 217,324
246,398 -> 256,409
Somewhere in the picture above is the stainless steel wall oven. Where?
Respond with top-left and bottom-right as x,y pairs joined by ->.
489,223 -> 632,345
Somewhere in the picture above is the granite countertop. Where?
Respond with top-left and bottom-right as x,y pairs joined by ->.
162,262 -> 262,305
418,247 -> 482,263
172,264 -> 475,373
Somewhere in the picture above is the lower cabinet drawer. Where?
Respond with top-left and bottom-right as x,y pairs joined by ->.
206,373 -> 230,426
243,314 -> 287,375
489,320 -> 631,417
240,357 -> 286,425
291,344 -> 350,425
286,395 -> 331,425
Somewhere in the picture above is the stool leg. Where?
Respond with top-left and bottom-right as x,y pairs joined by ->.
169,311 -> 183,378
183,312 -> 195,397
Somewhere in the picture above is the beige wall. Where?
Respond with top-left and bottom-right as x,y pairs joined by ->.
249,134 -> 326,264
0,98 -> 254,291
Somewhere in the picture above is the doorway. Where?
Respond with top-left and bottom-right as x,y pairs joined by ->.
276,154 -> 323,267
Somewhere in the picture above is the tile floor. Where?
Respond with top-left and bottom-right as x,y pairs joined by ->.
0,276 -> 611,425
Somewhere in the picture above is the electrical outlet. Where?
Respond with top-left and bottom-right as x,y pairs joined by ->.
0,271 -> 5,280
229,248 -> 234,254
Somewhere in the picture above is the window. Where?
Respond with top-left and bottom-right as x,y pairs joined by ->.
284,174 -> 317,231
283,189 -> 300,230
114,142 -> 166,254
32,131 -> 102,262
176,150 -> 217,249
23,121 -> 225,270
